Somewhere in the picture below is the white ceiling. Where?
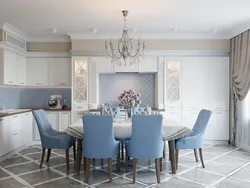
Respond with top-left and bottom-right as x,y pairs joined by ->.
1,0 -> 250,39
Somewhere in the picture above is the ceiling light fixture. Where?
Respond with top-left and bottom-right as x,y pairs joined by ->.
105,10 -> 146,66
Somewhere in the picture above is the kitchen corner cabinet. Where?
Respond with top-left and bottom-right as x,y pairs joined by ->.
33,111 -> 71,141
0,49 -> 27,85
0,117 -> 10,156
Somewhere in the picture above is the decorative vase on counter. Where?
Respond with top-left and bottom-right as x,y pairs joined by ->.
126,107 -> 132,119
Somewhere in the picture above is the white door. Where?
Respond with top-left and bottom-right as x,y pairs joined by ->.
182,110 -> 200,129
182,57 -> 206,110
16,54 -> 27,85
205,111 -> 229,140
4,50 -> 17,85
0,117 -> 10,156
9,115 -> 22,150
46,112 -> 59,130
139,57 -> 157,72
50,58 -> 71,86
27,58 -> 49,86
97,57 -> 115,73
59,112 -> 71,131
205,57 -> 229,110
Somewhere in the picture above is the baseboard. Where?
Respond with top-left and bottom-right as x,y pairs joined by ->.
204,140 -> 229,145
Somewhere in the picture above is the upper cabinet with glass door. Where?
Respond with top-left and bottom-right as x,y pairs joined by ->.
72,58 -> 89,110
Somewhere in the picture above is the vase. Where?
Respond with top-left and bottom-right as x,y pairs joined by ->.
126,108 -> 132,119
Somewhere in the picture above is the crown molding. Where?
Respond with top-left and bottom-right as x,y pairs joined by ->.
2,22 -> 28,41
0,41 -> 27,56
27,35 -> 71,42
71,49 -> 230,57
68,32 -> 228,40
27,51 -> 71,58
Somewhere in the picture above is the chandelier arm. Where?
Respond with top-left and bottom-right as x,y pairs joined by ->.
110,40 -> 122,59
128,39 -> 141,58
105,41 -> 114,58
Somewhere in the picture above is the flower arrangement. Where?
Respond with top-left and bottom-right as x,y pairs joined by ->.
118,89 -> 141,118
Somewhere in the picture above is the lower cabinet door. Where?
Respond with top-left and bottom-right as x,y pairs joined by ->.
22,112 -> 33,145
59,112 -> 71,131
46,112 -> 59,131
205,111 -> 229,140
182,111 -> 200,129
9,115 -> 22,150
0,117 -> 10,156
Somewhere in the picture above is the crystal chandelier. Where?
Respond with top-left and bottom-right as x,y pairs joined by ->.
105,10 -> 146,66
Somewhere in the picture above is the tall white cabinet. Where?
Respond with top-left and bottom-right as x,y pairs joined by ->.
181,56 -> 229,141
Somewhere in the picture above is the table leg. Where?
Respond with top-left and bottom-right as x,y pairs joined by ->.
163,141 -> 166,159
76,139 -> 82,174
168,140 -> 176,174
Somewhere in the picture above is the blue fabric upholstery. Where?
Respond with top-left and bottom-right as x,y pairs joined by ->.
82,115 -> 120,159
176,109 -> 212,149
132,107 -> 152,115
125,115 -> 163,159
100,106 -> 120,118
33,109 -> 75,149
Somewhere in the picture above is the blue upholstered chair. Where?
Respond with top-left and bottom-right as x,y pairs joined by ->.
100,105 -> 121,118
82,115 -> 120,183
125,115 -> 163,184
132,106 -> 152,115
175,109 -> 212,169
33,110 -> 76,172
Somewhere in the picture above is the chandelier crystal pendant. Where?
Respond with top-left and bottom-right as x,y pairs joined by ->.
105,10 -> 146,66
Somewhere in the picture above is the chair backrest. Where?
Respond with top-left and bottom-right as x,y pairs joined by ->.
32,109 -> 53,142
192,109 -> 212,135
128,115 -> 163,159
100,105 -> 120,118
82,115 -> 117,158
133,107 -> 152,115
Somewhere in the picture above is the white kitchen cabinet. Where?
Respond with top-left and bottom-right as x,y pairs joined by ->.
50,58 -> 71,86
182,57 -> 206,110
46,112 -> 59,131
27,58 -> 49,86
3,50 -> 17,85
59,112 -> 71,131
21,112 -> 33,145
205,111 -> 229,140
0,117 -> 10,156
205,57 -> 229,110
97,57 -> 115,73
9,114 -> 22,150
16,54 -> 27,85
182,110 -> 200,129
139,57 -> 157,72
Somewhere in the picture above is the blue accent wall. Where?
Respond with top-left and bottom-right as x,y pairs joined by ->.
0,87 -> 71,109
99,73 -> 155,107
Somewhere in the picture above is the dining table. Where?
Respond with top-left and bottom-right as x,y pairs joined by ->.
65,117 -> 192,174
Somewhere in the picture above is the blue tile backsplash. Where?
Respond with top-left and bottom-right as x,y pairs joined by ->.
0,87 -> 71,109
99,73 -> 155,107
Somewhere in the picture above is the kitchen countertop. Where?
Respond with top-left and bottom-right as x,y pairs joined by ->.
0,109 -> 32,118
31,108 -> 71,111
89,108 -> 165,112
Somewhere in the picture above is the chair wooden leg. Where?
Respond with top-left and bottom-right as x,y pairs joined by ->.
39,148 -> 46,168
160,157 -> 162,172
76,139 -> 82,174
84,157 -> 87,171
93,158 -> 96,169
199,148 -> 205,168
85,158 -> 90,184
148,159 -> 151,168
121,141 -> 124,161
116,153 -> 120,171
46,149 -> 51,163
194,149 -> 199,162
73,143 -> 76,161
168,140 -> 176,174
175,149 -> 179,170
101,159 -> 104,168
125,154 -> 128,172
155,158 -> 161,184
133,158 -> 137,184
108,158 -> 112,183
65,149 -> 70,173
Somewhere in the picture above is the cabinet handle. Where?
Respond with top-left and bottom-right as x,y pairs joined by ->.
8,81 -> 13,83
13,116 -> 18,118
25,113 -> 29,115
215,112 -> 222,114
13,133 -> 18,136
60,83 -> 67,85
20,82 -> 25,85
216,108 -> 222,109
77,112 -> 84,115
36,83 -> 43,85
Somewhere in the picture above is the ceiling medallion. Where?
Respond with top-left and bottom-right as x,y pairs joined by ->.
105,10 -> 146,66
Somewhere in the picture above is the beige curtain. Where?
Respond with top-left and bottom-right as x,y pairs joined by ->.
230,30 -> 250,146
